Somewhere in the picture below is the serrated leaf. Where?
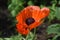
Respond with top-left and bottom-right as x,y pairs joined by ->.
47,24 -> 60,34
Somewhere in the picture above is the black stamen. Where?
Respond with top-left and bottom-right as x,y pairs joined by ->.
25,18 -> 35,25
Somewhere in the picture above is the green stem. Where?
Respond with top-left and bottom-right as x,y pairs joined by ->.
34,28 -> 36,36
25,28 -> 36,40
33,28 -> 36,40
25,30 -> 30,40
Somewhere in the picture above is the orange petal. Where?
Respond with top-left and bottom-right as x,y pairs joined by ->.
16,23 -> 29,35
30,6 -> 41,22
36,7 -> 50,21
40,7 -> 50,18
29,20 -> 44,30
16,12 -> 24,24
16,7 -> 32,23
32,10 -> 41,22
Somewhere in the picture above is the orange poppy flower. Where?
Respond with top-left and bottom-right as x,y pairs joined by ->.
16,6 -> 50,35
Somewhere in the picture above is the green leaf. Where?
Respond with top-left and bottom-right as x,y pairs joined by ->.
58,0 -> 60,4
28,1 -> 34,5
26,32 -> 35,40
48,11 -> 55,20
0,38 -> 3,40
55,7 -> 60,20
52,34 -> 60,40
8,4 -> 16,11
10,34 -> 23,40
48,7 -> 56,21
11,0 -> 24,5
11,10 -> 17,17
47,24 -> 60,35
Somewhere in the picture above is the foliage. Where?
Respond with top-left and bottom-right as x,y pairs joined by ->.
47,24 -> 60,35
47,24 -> 60,40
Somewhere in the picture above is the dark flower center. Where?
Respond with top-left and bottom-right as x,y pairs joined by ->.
25,18 -> 35,25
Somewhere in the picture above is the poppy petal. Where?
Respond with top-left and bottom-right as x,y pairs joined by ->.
16,8 -> 32,23
16,12 -> 24,24
16,23 -> 29,35
36,7 -> 50,21
32,9 -> 41,22
31,6 -> 41,22
29,20 -> 44,30
23,8 -> 32,19
40,7 -> 50,19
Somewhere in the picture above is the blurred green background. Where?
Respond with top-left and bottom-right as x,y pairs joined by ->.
0,0 -> 60,40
